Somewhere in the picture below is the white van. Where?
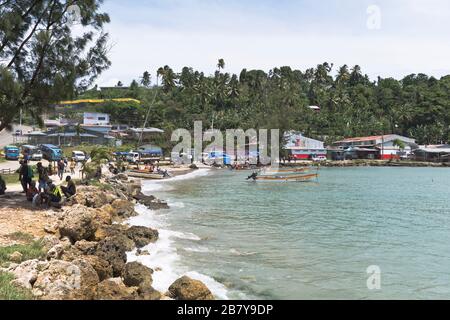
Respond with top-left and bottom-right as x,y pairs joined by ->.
126,152 -> 140,164
72,151 -> 86,162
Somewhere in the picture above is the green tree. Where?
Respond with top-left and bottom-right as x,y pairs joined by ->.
140,71 -> 151,87
0,0 -> 111,131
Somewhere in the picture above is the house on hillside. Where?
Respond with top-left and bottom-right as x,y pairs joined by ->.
81,112 -> 112,134
330,134 -> 418,160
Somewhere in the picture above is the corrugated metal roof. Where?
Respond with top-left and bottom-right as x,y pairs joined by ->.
416,148 -> 450,153
335,134 -> 416,144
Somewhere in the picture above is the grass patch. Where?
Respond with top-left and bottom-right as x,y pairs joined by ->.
85,179 -> 114,191
0,272 -> 33,300
7,232 -> 35,243
1,173 -> 20,185
0,240 -> 45,266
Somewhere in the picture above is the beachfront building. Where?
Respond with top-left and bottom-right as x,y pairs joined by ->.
81,112 -> 112,134
413,145 -> 450,162
284,132 -> 326,160
330,134 -> 417,160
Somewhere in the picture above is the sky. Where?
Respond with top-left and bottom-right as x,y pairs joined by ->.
94,0 -> 450,87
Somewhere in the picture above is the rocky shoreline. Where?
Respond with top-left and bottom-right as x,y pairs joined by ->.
0,174 -> 215,300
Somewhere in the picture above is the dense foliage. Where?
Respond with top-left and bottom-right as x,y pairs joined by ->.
80,61 -> 449,145
0,0 -> 110,131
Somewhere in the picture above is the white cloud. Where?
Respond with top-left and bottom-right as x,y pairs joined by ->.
94,0 -> 450,86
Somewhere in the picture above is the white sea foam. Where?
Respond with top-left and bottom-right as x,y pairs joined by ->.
167,168 -> 211,181
230,248 -> 258,257
141,169 -> 210,195
167,200 -> 185,208
127,168 -> 229,299
184,246 -> 211,253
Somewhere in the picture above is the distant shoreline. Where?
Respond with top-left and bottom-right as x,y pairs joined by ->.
280,160 -> 450,168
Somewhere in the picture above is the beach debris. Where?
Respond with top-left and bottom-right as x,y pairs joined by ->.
167,276 -> 215,300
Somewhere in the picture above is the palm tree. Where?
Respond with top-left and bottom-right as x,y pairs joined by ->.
217,59 -> 225,73
336,65 -> 350,86
82,146 -> 111,180
157,65 -> 176,92
140,71 -> 151,87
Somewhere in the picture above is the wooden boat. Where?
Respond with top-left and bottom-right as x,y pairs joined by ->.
127,170 -> 165,179
254,173 -> 318,182
260,167 -> 309,174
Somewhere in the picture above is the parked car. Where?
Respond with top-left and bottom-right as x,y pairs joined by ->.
72,151 -> 86,162
22,145 -> 43,161
312,155 -> 327,162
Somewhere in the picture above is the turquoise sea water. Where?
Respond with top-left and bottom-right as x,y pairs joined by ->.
139,167 -> 450,299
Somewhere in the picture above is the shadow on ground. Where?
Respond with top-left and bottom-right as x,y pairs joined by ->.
0,192 -> 34,210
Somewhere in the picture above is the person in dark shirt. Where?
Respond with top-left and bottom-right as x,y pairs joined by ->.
0,174 -> 6,195
57,160 -> 65,180
61,176 -> 76,198
36,162 -> 49,192
19,160 -> 33,193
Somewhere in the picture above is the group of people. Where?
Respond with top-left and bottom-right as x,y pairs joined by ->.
143,161 -> 170,177
54,158 -> 77,180
18,160 -> 77,208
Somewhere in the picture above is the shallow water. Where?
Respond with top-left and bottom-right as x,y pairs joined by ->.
133,167 -> 450,299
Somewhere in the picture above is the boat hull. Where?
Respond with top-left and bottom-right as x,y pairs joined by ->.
255,173 -> 318,182
261,167 -> 309,174
127,171 -> 165,179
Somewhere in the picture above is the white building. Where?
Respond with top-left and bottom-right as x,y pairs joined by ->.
83,112 -> 110,126
284,132 -> 326,160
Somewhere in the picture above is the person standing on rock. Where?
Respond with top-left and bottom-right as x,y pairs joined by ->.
70,159 -> 76,175
57,160 -> 65,181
